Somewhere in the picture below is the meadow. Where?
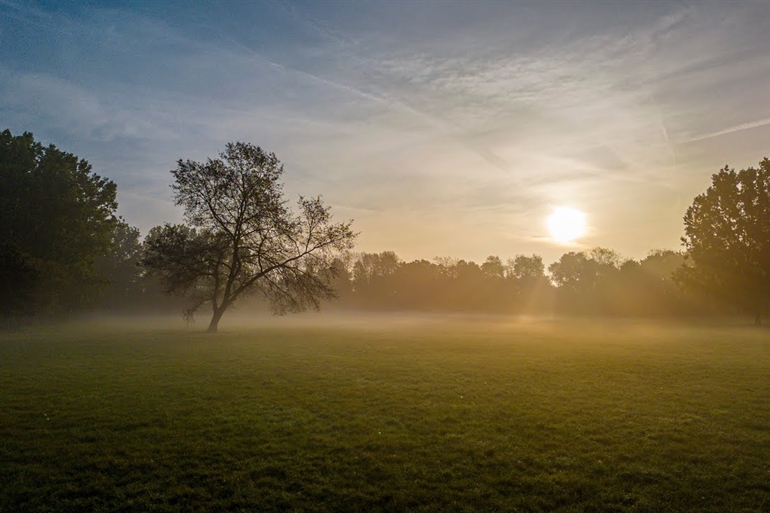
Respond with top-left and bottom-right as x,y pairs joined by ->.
1,315 -> 769,512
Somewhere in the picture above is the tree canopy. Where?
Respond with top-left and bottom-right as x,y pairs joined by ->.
143,142 -> 357,331
0,129 -> 118,316
678,159 -> 770,324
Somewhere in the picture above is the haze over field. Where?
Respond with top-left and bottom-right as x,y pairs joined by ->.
2,318 -> 770,511
2,0 -> 770,263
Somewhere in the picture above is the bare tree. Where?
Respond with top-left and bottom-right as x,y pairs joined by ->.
142,142 -> 357,331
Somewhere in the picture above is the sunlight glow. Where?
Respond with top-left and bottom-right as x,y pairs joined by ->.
547,207 -> 587,244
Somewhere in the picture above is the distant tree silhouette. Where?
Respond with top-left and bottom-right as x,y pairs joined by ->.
91,219 -> 185,314
608,250 -> 687,316
351,251 -> 400,307
95,219 -> 144,309
641,250 -> 684,279
508,254 -> 552,313
333,247 -> 703,318
587,247 -> 622,269
677,159 -> 770,324
481,255 -> 505,279
547,248 -> 623,314
548,251 -> 597,306
510,254 -> 545,281
327,256 -> 354,306
142,142 -> 356,331
392,259 -> 442,310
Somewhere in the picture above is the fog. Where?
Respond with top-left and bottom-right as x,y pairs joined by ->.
62,308 -> 761,339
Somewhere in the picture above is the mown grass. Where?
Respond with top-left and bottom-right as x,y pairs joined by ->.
1,316 -> 769,512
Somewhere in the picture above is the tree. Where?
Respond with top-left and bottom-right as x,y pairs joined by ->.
586,247 -> 622,269
509,254 -> 545,280
142,142 -> 357,331
678,159 -> 770,324
481,255 -> 505,279
0,129 -> 118,315
0,243 -> 38,321
640,249 -> 685,280
391,259 -> 441,310
548,248 -> 621,314
327,256 -> 354,306
548,252 -> 596,293
508,254 -> 551,313
351,251 -> 400,308
95,219 -> 145,310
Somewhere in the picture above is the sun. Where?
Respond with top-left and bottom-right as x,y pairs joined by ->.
547,207 -> 587,244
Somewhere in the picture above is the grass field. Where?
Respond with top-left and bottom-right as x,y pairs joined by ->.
1,315 -> 769,512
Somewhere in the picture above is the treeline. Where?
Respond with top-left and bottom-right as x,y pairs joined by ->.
2,128 -> 768,325
328,248 -> 711,316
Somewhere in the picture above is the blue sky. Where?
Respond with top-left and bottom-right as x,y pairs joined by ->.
2,0 -> 769,263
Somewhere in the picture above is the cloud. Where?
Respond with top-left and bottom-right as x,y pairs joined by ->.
683,118 -> 770,144
0,68 -> 181,142
2,1 -> 769,261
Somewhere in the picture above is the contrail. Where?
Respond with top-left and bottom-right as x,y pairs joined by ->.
223,14 -> 512,174
684,117 -> 770,144
223,36 -> 387,106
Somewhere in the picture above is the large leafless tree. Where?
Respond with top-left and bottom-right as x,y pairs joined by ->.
143,142 -> 357,331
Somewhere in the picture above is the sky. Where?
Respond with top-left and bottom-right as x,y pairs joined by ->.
2,0 -> 770,265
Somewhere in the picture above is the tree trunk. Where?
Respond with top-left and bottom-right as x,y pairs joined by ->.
207,308 -> 225,332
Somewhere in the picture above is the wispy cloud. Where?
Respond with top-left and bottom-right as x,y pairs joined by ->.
683,118 -> 770,144
1,1 -> 769,261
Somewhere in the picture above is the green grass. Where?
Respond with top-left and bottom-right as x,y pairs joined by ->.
1,316 -> 770,512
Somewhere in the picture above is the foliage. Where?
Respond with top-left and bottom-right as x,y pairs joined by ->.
548,251 -> 598,292
142,142 -> 357,331
509,254 -> 545,280
338,247 -> 693,316
481,255 -> 505,279
0,243 -> 38,320
678,159 -> 770,324
94,219 -> 148,310
0,129 -> 118,315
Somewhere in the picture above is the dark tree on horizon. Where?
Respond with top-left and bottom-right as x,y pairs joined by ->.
677,159 -> 770,324
95,219 -> 146,310
142,142 -> 357,332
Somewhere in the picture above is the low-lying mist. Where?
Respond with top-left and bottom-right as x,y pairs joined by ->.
60,309 -> 766,339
